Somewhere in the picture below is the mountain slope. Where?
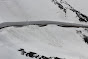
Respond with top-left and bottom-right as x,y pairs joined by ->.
0,0 -> 88,59
0,25 -> 88,59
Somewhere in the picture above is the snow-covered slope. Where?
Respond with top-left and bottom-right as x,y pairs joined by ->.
0,0 -> 88,59
0,0 -> 65,22
1,0 -> 88,23
0,25 -> 88,59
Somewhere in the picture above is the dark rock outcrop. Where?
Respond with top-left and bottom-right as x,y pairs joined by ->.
18,48 -> 65,59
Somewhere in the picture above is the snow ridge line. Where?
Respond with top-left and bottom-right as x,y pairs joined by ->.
0,21 -> 88,29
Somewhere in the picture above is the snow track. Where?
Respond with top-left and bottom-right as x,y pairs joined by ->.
0,21 -> 88,29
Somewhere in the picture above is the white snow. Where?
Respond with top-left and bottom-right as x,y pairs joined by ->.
0,25 -> 88,59
0,0 -> 88,59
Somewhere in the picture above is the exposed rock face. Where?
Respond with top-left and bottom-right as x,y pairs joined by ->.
52,0 -> 88,22
18,48 -> 65,59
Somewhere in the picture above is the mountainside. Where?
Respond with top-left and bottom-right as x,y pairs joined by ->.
0,0 -> 88,59
1,0 -> 88,22
0,25 -> 88,59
